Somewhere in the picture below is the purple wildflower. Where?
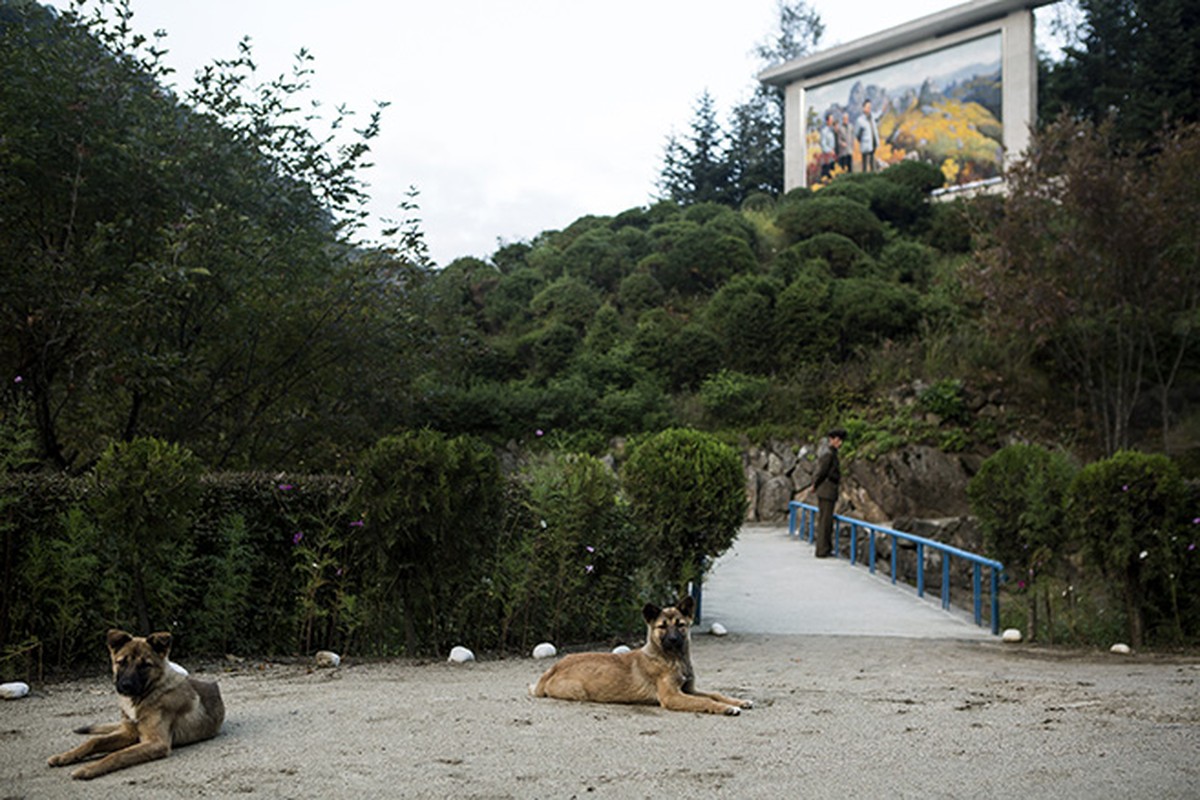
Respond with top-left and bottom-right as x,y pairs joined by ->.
585,545 -> 595,553
278,483 -> 294,491
13,376 -> 22,384
535,429 -> 544,437
350,520 -> 364,527
292,531 -> 303,545
585,564 -> 594,574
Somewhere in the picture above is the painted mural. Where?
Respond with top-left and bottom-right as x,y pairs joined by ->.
804,33 -> 1002,186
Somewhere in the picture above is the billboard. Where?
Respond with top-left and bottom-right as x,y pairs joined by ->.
804,33 -> 1002,186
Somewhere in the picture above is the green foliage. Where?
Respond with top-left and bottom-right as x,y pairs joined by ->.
1068,450 -> 1188,646
699,370 -> 771,426
621,429 -> 747,596
90,438 -> 203,634
351,430 -> 503,654
974,118 -> 1200,455
880,240 -> 935,287
917,379 -> 970,424
786,233 -> 875,278
194,514 -> 255,656
776,195 -> 887,254
1041,0 -> 1200,147
967,444 -> 1077,641
703,275 -> 780,375
880,160 -> 945,194
828,278 -> 921,356
493,454 -> 643,647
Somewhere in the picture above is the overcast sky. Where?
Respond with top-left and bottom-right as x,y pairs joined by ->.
49,1 -> 1067,266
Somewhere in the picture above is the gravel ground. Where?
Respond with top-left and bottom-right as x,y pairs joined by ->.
3,634 -> 1197,799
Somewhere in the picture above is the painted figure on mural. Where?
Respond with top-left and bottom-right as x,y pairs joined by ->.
819,112 -> 837,179
835,110 -> 853,173
854,99 -> 886,173
812,428 -> 847,558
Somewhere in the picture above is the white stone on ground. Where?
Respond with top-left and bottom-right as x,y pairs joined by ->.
314,651 -> 341,668
448,646 -> 475,663
532,642 -> 556,659
1110,643 -> 1132,655
612,645 -> 631,654
0,681 -> 30,700
710,622 -> 728,636
1001,628 -> 1023,643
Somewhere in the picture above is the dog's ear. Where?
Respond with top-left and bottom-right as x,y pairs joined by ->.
676,595 -> 695,619
106,629 -> 132,654
642,603 -> 661,624
147,632 -> 173,657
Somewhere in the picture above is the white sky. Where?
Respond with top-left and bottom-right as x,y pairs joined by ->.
48,1 -> 1069,266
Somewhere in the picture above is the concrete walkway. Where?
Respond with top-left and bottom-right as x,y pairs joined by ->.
700,525 -> 995,639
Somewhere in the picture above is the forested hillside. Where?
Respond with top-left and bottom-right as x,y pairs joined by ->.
3,0 -> 1199,473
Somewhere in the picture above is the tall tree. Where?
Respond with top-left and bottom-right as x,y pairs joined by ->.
726,1 -> 824,203
657,91 -> 736,206
0,0 -> 430,471
1041,0 -> 1200,147
972,117 -> 1200,455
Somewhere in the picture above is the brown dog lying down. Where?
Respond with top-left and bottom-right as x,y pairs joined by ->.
48,629 -> 224,780
530,596 -> 753,715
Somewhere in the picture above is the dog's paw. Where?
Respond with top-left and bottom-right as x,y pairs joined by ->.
723,705 -> 741,716
47,753 -> 71,768
740,699 -> 755,710
70,765 -> 98,780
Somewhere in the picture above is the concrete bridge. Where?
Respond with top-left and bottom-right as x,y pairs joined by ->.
701,525 -> 995,640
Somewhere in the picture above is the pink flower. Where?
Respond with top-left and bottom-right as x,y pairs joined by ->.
292,531 -> 303,545
278,483 -> 294,491
350,520 -> 364,527
535,429 -> 544,437
585,564 -> 594,574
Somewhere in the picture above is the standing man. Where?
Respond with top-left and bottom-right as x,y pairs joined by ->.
854,99 -> 882,173
812,428 -> 847,558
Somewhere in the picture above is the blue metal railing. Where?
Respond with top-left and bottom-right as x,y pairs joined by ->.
788,500 -> 1005,635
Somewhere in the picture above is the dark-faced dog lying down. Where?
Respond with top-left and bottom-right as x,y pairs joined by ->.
48,629 -> 224,780
530,596 -> 753,715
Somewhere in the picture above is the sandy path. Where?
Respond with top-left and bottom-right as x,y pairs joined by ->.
3,635 -> 1197,799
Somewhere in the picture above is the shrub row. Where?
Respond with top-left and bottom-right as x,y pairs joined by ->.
0,430 -> 746,679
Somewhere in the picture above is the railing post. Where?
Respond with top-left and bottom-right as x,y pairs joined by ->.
916,542 -> 925,598
972,562 -> 982,626
889,533 -> 897,584
788,502 -> 797,537
868,530 -> 876,574
990,567 -> 1001,635
849,522 -> 858,565
941,554 -> 951,610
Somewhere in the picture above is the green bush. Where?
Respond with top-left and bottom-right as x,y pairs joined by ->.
89,438 -> 203,635
1068,451 -> 1188,646
775,195 -> 886,254
786,233 -> 876,279
350,430 -> 503,655
621,428 -> 746,598
493,453 -> 644,647
881,160 -> 946,193
699,370 -> 771,426
828,278 -> 921,355
967,444 -> 1077,642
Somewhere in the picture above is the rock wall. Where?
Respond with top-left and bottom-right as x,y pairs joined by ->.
743,440 -> 985,526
